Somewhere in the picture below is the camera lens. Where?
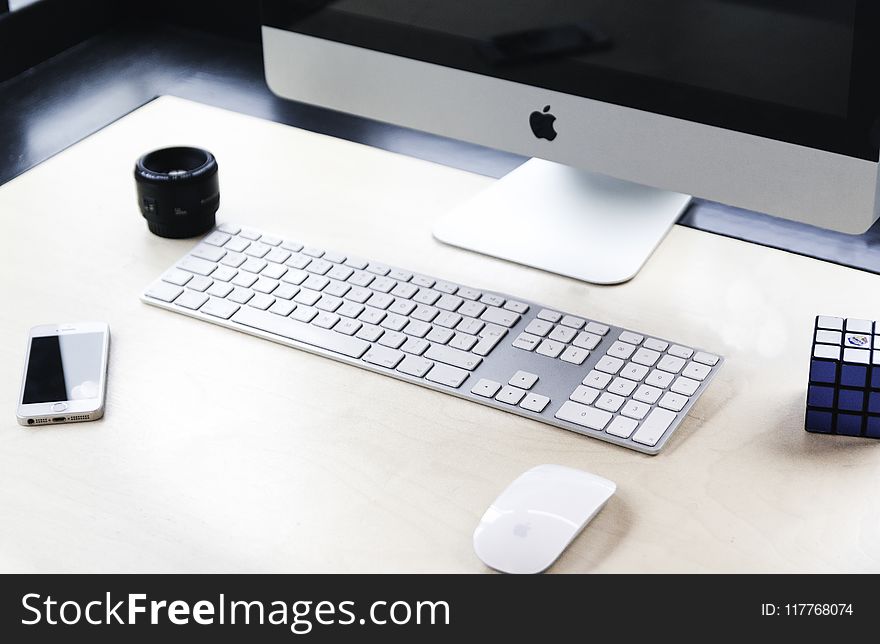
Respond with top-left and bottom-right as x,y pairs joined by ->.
134,146 -> 220,238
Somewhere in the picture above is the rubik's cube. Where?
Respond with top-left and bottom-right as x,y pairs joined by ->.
806,315 -> 880,437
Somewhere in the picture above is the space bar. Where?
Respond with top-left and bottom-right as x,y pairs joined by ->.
231,306 -> 370,359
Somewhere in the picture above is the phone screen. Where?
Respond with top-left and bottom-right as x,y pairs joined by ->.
22,332 -> 105,404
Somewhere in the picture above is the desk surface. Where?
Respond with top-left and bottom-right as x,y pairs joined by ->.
2,97 -> 879,573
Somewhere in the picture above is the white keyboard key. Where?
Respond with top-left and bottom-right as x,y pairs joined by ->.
504,300 -> 529,314
404,319 -> 432,338
570,385 -> 600,405
457,317 -> 485,335
693,351 -> 719,366
643,338 -> 668,352
145,281 -> 183,303
163,268 -> 193,286
434,311 -> 462,328
573,332 -> 602,350
595,356 -> 624,374
345,286 -> 372,303
425,363 -> 469,388
495,385 -> 526,405
333,319 -> 362,336
370,276 -> 396,293
411,275 -> 434,288
412,305 -> 439,322
201,297 -> 239,319
657,355 -> 686,374
548,326 -> 577,343
607,340 -> 636,360
631,347 -> 660,366
582,370 -> 612,389
281,240 -> 304,253
458,287 -> 481,300
265,248 -> 291,265
359,307 -> 386,325
227,287 -> 254,304
294,289 -> 321,306
337,301 -> 362,319
220,252 -> 247,268
224,237 -> 250,253
520,393 -> 550,413
585,322 -> 609,335
659,392 -> 688,412
560,315 -> 585,329
671,376 -> 700,396
608,377 -> 637,397
231,306 -> 370,359
192,244 -> 226,262
525,319 -> 553,337
207,282 -> 234,298
367,293 -> 395,309
378,331 -> 406,349
356,324 -> 384,342
619,331 -> 644,344
348,270 -> 374,287
239,229 -> 261,241
681,362 -> 711,381
619,362 -> 649,382
620,400 -> 651,420
363,345 -> 405,369
232,272 -> 258,288
668,344 -> 693,359
512,332 -> 541,351
633,384 -> 662,404
414,289 -> 441,305
436,281 -> 459,295
537,309 -> 562,323
481,307 -> 520,328
381,313 -> 408,331
281,269 -> 308,285
391,282 -> 418,299
424,344 -> 482,370
480,293 -> 504,307
471,378 -> 502,398
313,312 -> 340,329
426,327 -> 455,344
244,242 -> 271,258
536,339 -> 565,358
397,355 -> 434,378
302,246 -> 324,258
509,371 -> 538,389
645,369 -> 674,388
203,231 -> 231,246
595,393 -> 625,412
248,294 -> 275,310
187,276 -> 213,292
324,280 -> 350,298
449,333 -> 478,351
252,278 -> 279,294
632,408 -> 677,447
555,401 -> 612,431
211,266 -> 237,282
307,259 -> 333,275
458,301 -> 486,319
261,263 -> 287,280
388,268 -> 411,281
605,416 -> 638,439
323,251 -> 345,263
560,346 -> 589,365
178,256 -> 216,276
291,306 -> 318,323
216,223 -> 240,235
175,290 -> 208,310
436,294 -> 463,311
401,337 -> 430,355
344,257 -> 368,270
268,300 -> 296,317
328,264 -> 354,281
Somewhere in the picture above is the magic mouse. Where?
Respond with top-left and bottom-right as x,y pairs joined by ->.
473,464 -> 616,574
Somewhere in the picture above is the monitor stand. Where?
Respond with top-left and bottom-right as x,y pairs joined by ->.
432,158 -> 692,285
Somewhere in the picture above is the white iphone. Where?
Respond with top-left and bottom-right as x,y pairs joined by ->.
16,322 -> 110,426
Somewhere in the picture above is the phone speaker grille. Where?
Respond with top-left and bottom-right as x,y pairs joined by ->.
68,415 -> 90,422
33,418 -> 50,424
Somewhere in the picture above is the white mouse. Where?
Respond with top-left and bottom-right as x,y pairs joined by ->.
473,464 -> 616,574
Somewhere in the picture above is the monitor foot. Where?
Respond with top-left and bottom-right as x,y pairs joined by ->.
433,158 -> 692,285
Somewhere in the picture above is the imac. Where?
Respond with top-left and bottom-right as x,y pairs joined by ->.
261,1 -> 880,283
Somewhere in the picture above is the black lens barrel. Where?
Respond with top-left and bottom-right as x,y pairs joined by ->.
135,147 -> 220,238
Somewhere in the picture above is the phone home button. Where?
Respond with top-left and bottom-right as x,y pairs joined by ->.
51,402 -> 68,412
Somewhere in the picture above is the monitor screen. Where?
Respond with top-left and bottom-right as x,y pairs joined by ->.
263,0 -> 880,161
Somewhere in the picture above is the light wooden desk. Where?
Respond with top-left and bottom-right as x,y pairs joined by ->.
2,97 -> 879,573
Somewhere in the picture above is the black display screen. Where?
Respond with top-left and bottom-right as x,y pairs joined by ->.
263,0 -> 880,160
22,333 -> 104,404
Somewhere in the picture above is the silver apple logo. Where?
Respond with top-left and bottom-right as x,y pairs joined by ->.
513,523 -> 531,538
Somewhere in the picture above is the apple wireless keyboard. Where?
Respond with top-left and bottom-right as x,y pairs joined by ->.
141,223 -> 723,454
